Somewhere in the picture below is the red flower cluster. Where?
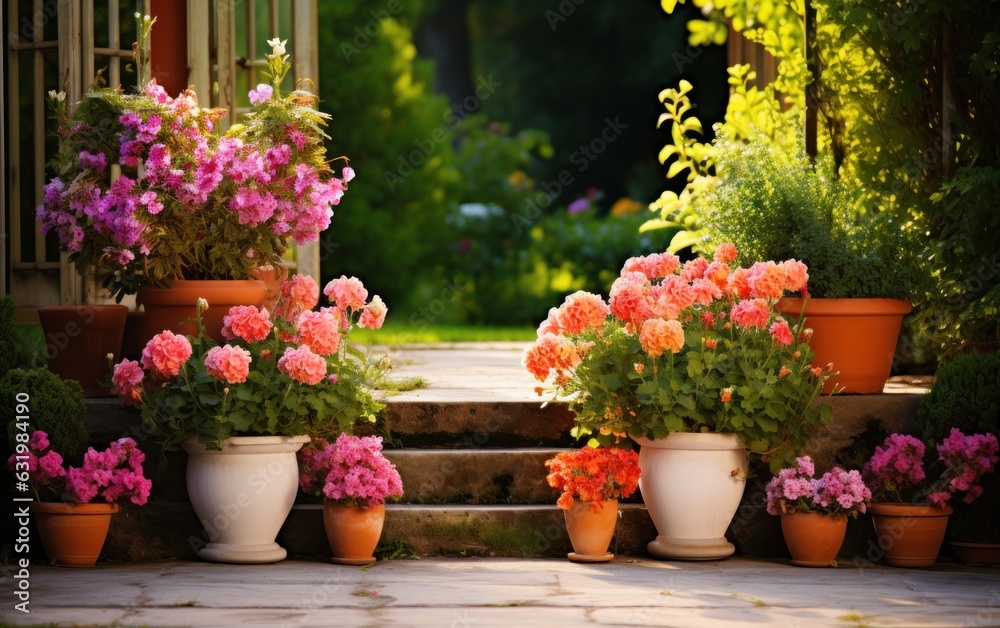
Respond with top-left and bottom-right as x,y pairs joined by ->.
545,447 -> 640,512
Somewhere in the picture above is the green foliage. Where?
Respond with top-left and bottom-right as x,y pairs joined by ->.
1,369 -> 88,466
0,296 -> 17,376
316,0 -> 460,310
656,0 -> 1000,362
919,352 -> 1000,445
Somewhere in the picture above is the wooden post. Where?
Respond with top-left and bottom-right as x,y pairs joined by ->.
804,0 -> 818,160
292,0 -> 321,285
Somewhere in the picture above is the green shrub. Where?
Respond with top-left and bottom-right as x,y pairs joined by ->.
1,369 -> 88,466
919,352 -> 1000,445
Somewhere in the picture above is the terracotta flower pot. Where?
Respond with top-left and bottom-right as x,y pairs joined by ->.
38,305 -> 128,397
32,502 -> 120,567
563,499 -> 618,563
323,502 -> 385,565
631,432 -> 748,560
780,512 -> 847,567
870,502 -> 952,568
138,279 -> 267,343
775,298 -> 912,394
948,541 -> 1000,567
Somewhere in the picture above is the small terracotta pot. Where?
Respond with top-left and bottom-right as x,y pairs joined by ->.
323,502 -> 385,565
870,502 -> 952,568
949,541 -> 1000,567
775,298 -> 912,394
780,512 -> 847,567
138,279 -> 267,343
38,305 -> 128,397
32,502 -> 120,567
563,499 -> 618,562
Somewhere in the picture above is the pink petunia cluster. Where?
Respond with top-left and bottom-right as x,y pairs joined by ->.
142,330 -> 193,379
931,428 -> 999,507
204,345 -> 252,384
66,437 -> 152,505
766,455 -> 870,517
298,434 -> 404,508
7,431 -> 152,505
862,433 -> 927,497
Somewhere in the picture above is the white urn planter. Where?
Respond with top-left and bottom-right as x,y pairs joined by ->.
182,434 -> 309,564
632,432 -> 748,560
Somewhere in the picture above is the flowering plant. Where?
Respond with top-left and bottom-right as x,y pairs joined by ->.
544,446 -> 640,512
298,434 -> 403,508
37,19 -> 350,300
765,455 -> 871,518
523,243 -> 833,471
112,274 -> 390,452
862,429 -> 999,509
6,430 -> 151,505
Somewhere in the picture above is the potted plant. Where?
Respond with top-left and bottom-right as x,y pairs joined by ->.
862,429 -> 999,568
544,446 -> 640,563
298,433 -> 404,565
111,273 -> 389,564
765,455 -> 871,567
6,430 -> 152,567
36,20 -> 353,341
523,243 -> 833,559
918,351 -> 1000,565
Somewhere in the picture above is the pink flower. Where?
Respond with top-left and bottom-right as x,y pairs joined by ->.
727,267 -> 752,299
781,259 -> 809,293
274,274 -> 320,322
714,242 -> 738,264
681,257 -> 709,282
522,333 -> 582,382
555,291 -> 610,335
141,330 -> 193,379
634,363 -> 645,373
730,298 -> 771,329
536,308 -> 561,337
769,317 -> 794,346
222,305 -> 273,343
639,318 -> 685,358
298,434 -> 403,508
324,276 -> 368,312
747,261 -> 788,300
359,295 -> 388,330
112,359 -> 145,407
29,431 -> 51,451
248,83 -> 273,104
342,167 -> 356,182
278,345 -> 328,385
703,261 -> 730,290
609,272 -> 652,326
38,451 -> 66,479
296,310 -> 342,356
204,345 -> 252,384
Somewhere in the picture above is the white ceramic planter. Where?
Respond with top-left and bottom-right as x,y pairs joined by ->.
182,435 -> 309,564
632,432 -> 748,560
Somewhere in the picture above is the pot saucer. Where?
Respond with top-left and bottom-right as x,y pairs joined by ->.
568,552 -> 614,563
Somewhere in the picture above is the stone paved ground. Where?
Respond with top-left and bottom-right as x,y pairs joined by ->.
3,557 -> 998,627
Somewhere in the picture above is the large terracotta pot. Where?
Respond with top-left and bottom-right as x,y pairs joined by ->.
182,435 -> 309,564
323,502 -> 385,565
870,503 -> 952,568
632,432 -> 748,560
776,298 -> 912,394
563,499 -> 618,563
138,279 -> 267,343
780,511 -> 847,567
32,502 -> 120,567
37,305 -> 128,397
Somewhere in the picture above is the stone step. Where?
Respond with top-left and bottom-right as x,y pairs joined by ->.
384,448 -> 564,504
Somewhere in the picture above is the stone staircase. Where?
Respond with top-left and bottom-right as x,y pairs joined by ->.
80,345 -> 928,563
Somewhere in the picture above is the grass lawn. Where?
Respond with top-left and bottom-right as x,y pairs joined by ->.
351,322 -> 536,345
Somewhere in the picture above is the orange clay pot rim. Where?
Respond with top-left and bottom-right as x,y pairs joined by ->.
776,297 -> 912,316
138,279 -> 267,302
868,502 -> 953,516
30,502 -> 121,514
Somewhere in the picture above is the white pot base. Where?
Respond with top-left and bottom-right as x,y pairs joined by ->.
647,536 -> 736,561
198,542 -> 288,564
